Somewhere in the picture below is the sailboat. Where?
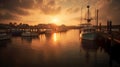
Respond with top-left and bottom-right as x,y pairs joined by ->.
80,5 -> 97,40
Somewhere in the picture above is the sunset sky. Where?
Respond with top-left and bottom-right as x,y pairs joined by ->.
0,0 -> 120,25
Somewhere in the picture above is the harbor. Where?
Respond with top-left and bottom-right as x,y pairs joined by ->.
0,23 -> 120,67
0,0 -> 120,67
0,29 -> 120,67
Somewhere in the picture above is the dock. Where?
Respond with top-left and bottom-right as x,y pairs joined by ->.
97,20 -> 120,45
98,31 -> 120,44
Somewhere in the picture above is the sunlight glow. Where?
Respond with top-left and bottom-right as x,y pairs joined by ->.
51,17 -> 60,24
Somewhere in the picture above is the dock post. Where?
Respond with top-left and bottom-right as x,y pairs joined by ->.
109,21 -> 114,46
107,20 -> 112,34
107,20 -> 109,33
107,20 -> 114,46
109,20 -> 112,34
96,9 -> 99,31
99,23 -> 101,32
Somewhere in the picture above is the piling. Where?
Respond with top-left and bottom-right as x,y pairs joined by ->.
99,23 -> 101,31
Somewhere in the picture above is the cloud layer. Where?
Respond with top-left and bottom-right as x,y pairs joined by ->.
0,0 -> 120,25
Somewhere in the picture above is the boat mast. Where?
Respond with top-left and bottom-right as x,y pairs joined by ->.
81,7 -> 83,24
96,9 -> 99,28
86,5 -> 91,23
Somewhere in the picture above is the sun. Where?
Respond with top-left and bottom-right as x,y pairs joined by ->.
51,17 -> 60,24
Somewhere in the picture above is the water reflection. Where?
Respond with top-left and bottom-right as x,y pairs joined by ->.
53,33 -> 57,42
81,39 -> 99,66
22,36 -> 39,43
0,30 -> 120,67
0,40 -> 11,48
99,41 -> 120,67
81,39 -> 99,51
109,45 -> 120,67
45,33 -> 62,45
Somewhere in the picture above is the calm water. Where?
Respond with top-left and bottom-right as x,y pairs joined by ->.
0,30 -> 120,67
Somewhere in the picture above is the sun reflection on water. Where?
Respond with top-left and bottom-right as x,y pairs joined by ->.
79,33 -> 82,38
53,33 -> 57,42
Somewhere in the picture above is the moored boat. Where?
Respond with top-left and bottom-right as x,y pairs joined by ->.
0,32 -> 11,40
80,26 -> 96,40
80,5 -> 97,40
45,29 -> 54,34
22,31 -> 39,37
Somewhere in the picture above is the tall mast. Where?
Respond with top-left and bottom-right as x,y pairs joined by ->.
81,7 -> 83,24
86,5 -> 92,23
96,9 -> 99,27
87,5 -> 90,21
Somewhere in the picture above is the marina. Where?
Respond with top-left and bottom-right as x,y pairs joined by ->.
0,8 -> 120,67
0,0 -> 120,67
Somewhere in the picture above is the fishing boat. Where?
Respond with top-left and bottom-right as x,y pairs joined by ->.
80,5 -> 97,40
80,24 -> 96,40
22,31 -> 39,37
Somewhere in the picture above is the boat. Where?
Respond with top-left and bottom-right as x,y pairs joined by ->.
80,5 -> 97,40
45,29 -> 54,34
80,24 -> 96,40
11,29 -> 22,36
57,25 -> 68,32
21,31 -> 39,37
0,31 -> 11,40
